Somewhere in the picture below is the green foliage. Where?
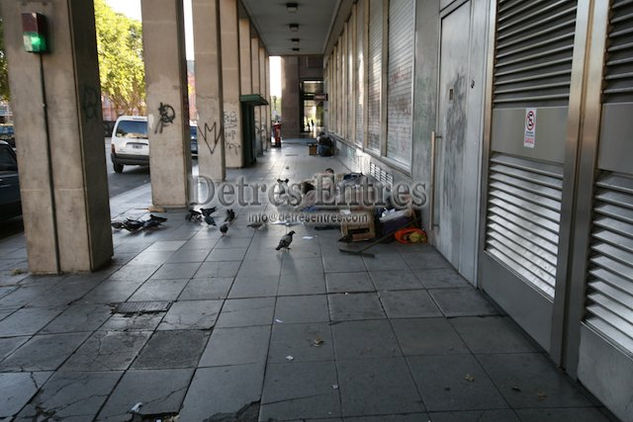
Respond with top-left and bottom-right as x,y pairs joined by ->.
94,0 -> 145,115
0,18 -> 10,101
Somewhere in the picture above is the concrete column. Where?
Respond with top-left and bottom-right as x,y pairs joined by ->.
251,36 -> 261,155
238,19 -> 252,95
281,56 -> 300,138
193,0 -> 225,181
265,54 -> 271,148
258,46 -> 267,152
219,0 -> 243,168
141,0 -> 191,207
0,0 -> 112,273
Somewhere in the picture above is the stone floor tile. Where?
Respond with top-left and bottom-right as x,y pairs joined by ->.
158,299 -> 222,330
275,294 -> 330,323
408,354 -> 508,412
214,236 -> 253,249
41,304 -> 113,334
194,261 -> 241,278
428,409 -> 520,422
369,270 -> 425,291
0,285 -> 57,308
429,289 -> 499,317
61,330 -> 151,371
392,318 -> 469,355
345,415 -> 429,421
166,248 -> 211,263
278,272 -> 326,296
0,372 -> 51,418
0,307 -> 63,337
108,264 -> 160,281
282,256 -> 324,276
260,361 -> 341,421
332,319 -> 400,359
403,251 -> 451,270
179,277 -> 234,300
132,330 -> 209,369
145,240 -> 186,252
1,332 -> 90,371
0,336 -> 29,361
228,274 -> 280,298
151,262 -> 201,280
268,322 -> 334,363
337,357 -> 424,417
326,272 -> 374,293
0,308 -> 15,322
322,254 -> 366,273
363,253 -> 407,272
198,325 -> 270,367
128,278 -> 188,302
514,407 -> 612,422
416,268 -> 470,289
16,371 -> 122,420
380,290 -> 443,318
102,312 -> 165,331
216,297 -> 275,327
477,353 -> 594,409
450,316 -> 537,354
127,250 -> 175,266
328,292 -> 386,321
97,368 -> 193,421
80,279 -> 145,304
179,364 -> 264,421
206,247 -> 248,262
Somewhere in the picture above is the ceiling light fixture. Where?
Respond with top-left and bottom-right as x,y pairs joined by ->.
289,23 -> 299,32
286,2 -> 298,13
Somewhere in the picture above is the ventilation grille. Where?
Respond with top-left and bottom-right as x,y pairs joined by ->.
492,0 -> 578,108
584,173 -> 633,354
367,0 -> 383,151
603,0 -> 633,103
369,161 -> 394,188
484,153 -> 563,298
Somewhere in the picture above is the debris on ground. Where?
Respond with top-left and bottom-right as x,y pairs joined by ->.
275,319 -> 283,323
11,268 -> 26,276
312,337 -> 324,347
285,355 -> 294,361
512,386 -> 522,392
464,374 -> 475,382
331,384 -> 339,390
148,206 -> 165,213
537,391 -> 548,401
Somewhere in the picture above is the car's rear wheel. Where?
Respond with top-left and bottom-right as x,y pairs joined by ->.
113,162 -> 124,173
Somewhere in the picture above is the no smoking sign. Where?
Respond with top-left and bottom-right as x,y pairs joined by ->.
524,108 -> 537,148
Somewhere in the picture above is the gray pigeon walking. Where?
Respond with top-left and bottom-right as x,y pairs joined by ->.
220,223 -> 229,236
276,231 -> 295,250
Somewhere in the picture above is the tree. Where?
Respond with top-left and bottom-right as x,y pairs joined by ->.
0,18 -> 10,101
94,0 -> 145,115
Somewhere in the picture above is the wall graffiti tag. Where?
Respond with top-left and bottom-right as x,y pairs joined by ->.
155,102 -> 176,134
223,110 -> 240,154
198,121 -> 224,155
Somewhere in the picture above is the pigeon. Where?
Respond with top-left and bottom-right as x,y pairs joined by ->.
276,178 -> 290,194
200,207 -> 216,217
204,214 -> 216,226
186,208 -> 202,222
247,221 -> 265,230
276,231 -> 295,250
111,221 -> 125,230
142,215 -> 168,230
220,223 -> 229,235
225,209 -> 236,223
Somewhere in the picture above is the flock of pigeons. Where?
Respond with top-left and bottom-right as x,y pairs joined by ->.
111,214 -> 168,233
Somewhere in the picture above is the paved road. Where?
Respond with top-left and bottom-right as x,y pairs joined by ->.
0,139 -> 152,239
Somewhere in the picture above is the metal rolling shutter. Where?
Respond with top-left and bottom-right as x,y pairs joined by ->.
367,0 -> 382,151
386,0 -> 415,165
603,0 -> 633,103
485,153 -> 563,299
348,19 -> 354,140
493,0 -> 578,108
584,0 -> 633,354
356,0 -> 365,146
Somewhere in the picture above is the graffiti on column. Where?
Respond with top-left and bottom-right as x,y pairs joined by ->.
81,85 -> 100,120
155,102 -> 176,134
198,121 -> 224,155
223,110 -> 241,154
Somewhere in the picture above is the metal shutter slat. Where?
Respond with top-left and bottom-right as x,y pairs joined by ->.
603,0 -> 633,103
485,152 -> 563,299
386,0 -> 415,165
367,0 -> 382,151
356,0 -> 365,146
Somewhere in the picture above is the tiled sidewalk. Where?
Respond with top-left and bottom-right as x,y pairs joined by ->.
0,145 -> 615,421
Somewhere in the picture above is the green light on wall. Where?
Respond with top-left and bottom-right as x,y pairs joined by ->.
23,32 -> 47,53
21,13 -> 49,54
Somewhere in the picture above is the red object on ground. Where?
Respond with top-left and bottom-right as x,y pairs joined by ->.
272,123 -> 282,148
394,227 -> 428,244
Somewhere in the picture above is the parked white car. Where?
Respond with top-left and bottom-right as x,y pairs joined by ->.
110,115 -> 149,173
